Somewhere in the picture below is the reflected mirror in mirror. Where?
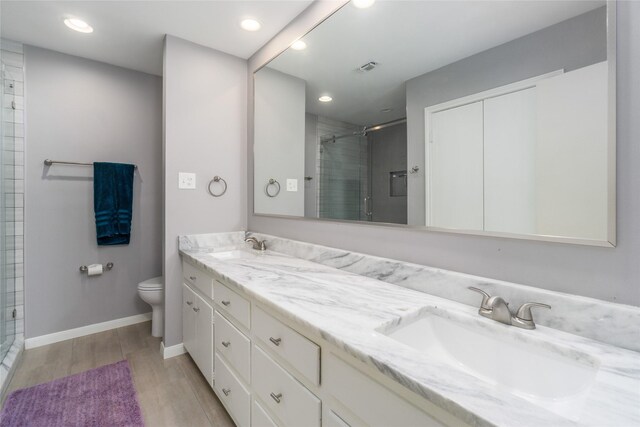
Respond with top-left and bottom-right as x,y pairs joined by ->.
253,0 -> 615,246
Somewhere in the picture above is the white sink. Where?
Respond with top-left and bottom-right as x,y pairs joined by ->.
208,250 -> 260,260
384,311 -> 599,417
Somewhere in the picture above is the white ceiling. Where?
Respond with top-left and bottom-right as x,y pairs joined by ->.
265,0 -> 605,126
0,0 -> 316,76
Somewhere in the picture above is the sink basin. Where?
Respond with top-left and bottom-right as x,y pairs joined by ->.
384,312 -> 599,411
208,250 -> 260,260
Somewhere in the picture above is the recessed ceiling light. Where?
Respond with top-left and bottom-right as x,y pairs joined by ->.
353,0 -> 375,9
319,95 -> 333,103
291,40 -> 307,51
240,19 -> 261,32
64,18 -> 93,33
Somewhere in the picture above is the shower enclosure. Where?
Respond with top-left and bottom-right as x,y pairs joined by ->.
317,119 -> 407,224
318,132 -> 370,221
0,59 -> 16,364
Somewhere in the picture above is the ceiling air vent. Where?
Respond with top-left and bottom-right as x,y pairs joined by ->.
358,61 -> 378,72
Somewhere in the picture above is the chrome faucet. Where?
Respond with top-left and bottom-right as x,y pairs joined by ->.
245,236 -> 267,251
468,287 -> 550,329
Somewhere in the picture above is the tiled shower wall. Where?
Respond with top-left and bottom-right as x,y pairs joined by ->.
1,38 -> 25,393
2,39 -> 24,337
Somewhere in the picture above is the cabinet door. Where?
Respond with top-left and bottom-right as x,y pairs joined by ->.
194,292 -> 214,385
325,354 -> 445,427
182,283 -> 196,355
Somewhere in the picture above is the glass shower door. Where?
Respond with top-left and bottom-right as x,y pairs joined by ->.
0,60 -> 16,363
318,133 -> 369,221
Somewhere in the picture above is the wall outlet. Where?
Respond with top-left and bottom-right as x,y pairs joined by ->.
178,172 -> 196,189
286,179 -> 298,192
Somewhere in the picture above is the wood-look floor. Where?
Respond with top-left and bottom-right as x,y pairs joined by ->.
1,321 -> 235,427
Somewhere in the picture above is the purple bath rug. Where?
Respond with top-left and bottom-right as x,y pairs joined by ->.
0,360 -> 144,427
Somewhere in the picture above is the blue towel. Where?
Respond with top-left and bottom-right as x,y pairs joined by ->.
93,162 -> 135,246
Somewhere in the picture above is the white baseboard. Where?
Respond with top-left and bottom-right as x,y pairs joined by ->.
161,341 -> 186,359
24,312 -> 152,349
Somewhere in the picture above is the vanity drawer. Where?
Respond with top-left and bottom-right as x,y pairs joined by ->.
252,400 -> 279,427
183,261 -> 214,299
214,280 -> 250,329
215,353 -> 251,427
252,345 -> 321,427
323,409 -> 351,427
253,306 -> 320,385
324,354 -> 444,427
215,310 -> 251,383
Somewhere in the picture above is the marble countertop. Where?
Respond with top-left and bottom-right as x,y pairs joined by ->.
180,239 -> 640,427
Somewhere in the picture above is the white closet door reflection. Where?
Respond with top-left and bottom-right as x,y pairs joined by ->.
428,101 -> 484,230
484,88 -> 536,235
536,62 -> 608,240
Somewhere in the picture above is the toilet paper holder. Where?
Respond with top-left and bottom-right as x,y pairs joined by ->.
79,262 -> 114,273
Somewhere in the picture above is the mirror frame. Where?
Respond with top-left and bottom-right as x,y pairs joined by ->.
251,1 -> 616,248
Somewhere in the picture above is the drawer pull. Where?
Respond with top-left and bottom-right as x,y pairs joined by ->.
269,337 -> 282,346
186,301 -> 193,306
193,307 -> 200,313
189,276 -> 197,281
270,392 -> 282,404
221,300 -> 231,306
222,388 -> 231,396
222,341 -> 231,348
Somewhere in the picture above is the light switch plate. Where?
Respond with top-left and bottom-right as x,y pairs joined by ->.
178,172 -> 196,189
286,179 -> 298,192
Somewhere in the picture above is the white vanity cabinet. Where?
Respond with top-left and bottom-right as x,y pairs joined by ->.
215,310 -> 251,384
252,400 -> 279,427
182,259 -> 463,427
252,306 -> 320,386
252,345 -> 321,427
182,268 -> 214,386
215,353 -> 252,427
324,354 -> 446,427
182,283 -> 196,356
213,279 -> 251,329
207,269 -> 323,427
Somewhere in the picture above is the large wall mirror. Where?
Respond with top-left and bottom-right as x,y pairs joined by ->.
253,0 -> 616,246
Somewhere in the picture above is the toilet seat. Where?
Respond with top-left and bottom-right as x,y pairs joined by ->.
138,276 -> 164,291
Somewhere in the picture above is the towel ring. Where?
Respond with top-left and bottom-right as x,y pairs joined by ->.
265,178 -> 280,198
208,176 -> 227,197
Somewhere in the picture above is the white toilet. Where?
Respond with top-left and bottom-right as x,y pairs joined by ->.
137,276 -> 164,337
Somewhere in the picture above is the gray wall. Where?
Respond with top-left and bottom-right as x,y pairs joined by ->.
369,123 -> 407,224
406,7 -> 606,225
24,46 -> 162,338
304,113 -> 318,217
163,36 -> 247,347
248,3 -> 640,307
254,67 -> 305,216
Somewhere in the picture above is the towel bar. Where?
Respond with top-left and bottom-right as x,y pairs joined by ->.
45,159 -> 137,169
